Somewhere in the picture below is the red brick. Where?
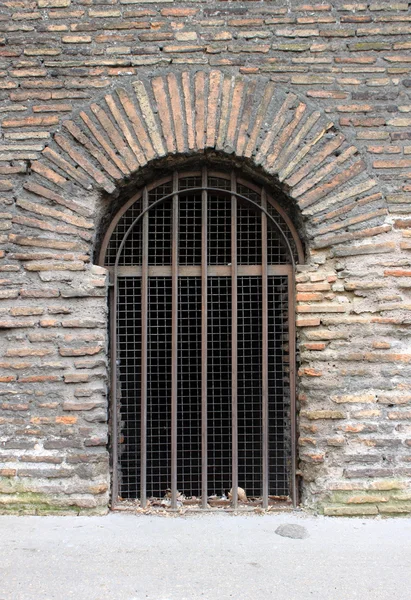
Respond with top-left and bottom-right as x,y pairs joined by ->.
2,116 -> 59,128
302,342 -> 327,350
59,346 -> 103,357
161,8 -> 198,17
55,416 -> 77,424
296,292 -> 324,301
299,367 -> 323,377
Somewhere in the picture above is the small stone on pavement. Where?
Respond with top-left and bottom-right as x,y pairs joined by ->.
275,524 -> 309,539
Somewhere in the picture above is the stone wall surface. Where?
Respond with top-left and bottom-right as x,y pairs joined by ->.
0,0 -> 411,516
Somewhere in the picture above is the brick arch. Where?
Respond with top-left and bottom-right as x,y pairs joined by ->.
21,69 -> 389,254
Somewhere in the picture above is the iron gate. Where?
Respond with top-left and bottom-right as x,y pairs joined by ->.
101,168 -> 303,509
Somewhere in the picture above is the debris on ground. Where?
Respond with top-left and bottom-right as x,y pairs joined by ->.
228,487 -> 248,502
114,486 -> 292,515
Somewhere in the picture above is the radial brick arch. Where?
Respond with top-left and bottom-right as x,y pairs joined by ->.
21,69 -> 389,254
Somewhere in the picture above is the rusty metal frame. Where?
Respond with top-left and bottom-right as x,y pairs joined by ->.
99,171 -> 304,267
105,169 -> 302,510
140,186 -> 149,508
201,167 -> 208,509
261,189 -> 269,509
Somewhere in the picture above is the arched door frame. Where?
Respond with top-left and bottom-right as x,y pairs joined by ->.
101,167 -> 304,510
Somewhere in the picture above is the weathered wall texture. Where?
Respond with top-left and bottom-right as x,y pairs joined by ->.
0,0 -> 411,516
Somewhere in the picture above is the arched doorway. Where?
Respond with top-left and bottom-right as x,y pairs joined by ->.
100,168 -> 303,510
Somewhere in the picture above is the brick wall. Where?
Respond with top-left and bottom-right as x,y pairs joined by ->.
1,0 -> 411,516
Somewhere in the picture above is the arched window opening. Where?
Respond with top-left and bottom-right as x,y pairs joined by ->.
101,168 -> 302,510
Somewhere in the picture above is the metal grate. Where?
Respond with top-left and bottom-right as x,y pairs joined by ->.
268,276 -> 291,496
109,168 -> 299,509
107,206 -> 143,267
116,277 -> 141,498
146,277 -> 172,498
179,193 -> 202,266
207,194 -> 231,266
177,277 -> 202,496
207,276 -> 232,497
148,202 -> 173,266
238,276 -> 263,497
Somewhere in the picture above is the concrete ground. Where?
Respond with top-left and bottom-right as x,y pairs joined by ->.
1,511 -> 410,600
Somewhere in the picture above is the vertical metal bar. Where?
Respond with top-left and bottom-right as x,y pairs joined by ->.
231,171 -> 238,508
110,281 -> 118,508
201,166 -> 208,509
171,171 -> 179,509
261,190 -> 269,509
288,268 -> 298,507
140,187 -> 149,508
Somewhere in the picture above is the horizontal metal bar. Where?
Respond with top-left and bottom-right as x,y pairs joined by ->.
115,264 -> 293,278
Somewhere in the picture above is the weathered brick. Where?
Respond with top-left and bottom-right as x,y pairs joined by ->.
16,199 -> 93,230
332,393 -> 375,404
332,242 -> 395,257
374,159 -> 411,169
0,319 -> 38,329
161,8 -> 198,17
62,35 -> 92,44
2,115 -> 59,129
297,282 -> 331,292
297,304 -> 347,313
59,346 -> 103,357
300,410 -> 346,420
324,505 -> 378,516
0,7 -> 409,518
296,317 -> 321,327
10,307 -> 44,317
20,289 -> 59,298
301,342 -> 326,350
19,375 -> 60,383
24,261 -> 85,272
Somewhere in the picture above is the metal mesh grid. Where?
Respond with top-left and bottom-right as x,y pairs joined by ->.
268,275 -> 291,496
238,276 -> 263,498
107,204 -> 143,266
116,277 -> 141,498
149,182 -> 172,206
178,192 -> 202,266
106,176 -> 298,267
148,201 -> 172,266
237,204 -> 262,266
207,276 -> 232,496
208,194 -> 231,266
106,183 -> 173,267
237,182 -> 260,205
266,205 -> 298,264
179,176 -> 201,191
146,277 -> 172,498
177,277 -> 202,497
208,175 -> 231,191
111,169 -> 296,507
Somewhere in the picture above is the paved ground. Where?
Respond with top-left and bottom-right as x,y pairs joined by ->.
1,511 -> 410,600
